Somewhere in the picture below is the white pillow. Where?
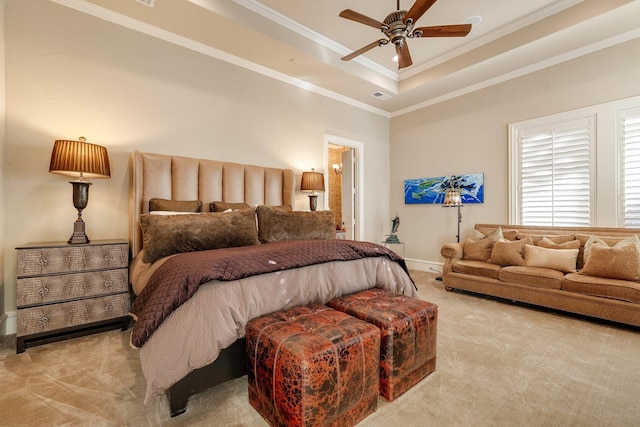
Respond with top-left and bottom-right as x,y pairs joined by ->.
524,244 -> 579,273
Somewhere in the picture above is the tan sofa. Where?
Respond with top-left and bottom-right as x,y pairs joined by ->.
441,224 -> 640,327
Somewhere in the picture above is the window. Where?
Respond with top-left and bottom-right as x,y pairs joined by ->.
620,108 -> 640,227
516,118 -> 593,226
509,96 -> 640,227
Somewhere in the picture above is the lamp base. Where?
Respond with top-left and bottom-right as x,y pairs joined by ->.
68,216 -> 90,245
308,194 -> 318,211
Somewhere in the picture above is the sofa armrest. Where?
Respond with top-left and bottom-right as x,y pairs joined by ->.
441,242 -> 463,275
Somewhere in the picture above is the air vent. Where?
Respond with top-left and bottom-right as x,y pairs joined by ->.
371,91 -> 391,101
134,0 -> 155,7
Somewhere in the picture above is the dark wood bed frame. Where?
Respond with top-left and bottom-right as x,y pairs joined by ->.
167,338 -> 247,417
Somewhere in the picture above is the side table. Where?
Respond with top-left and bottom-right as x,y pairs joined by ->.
15,240 -> 131,353
382,241 -> 405,257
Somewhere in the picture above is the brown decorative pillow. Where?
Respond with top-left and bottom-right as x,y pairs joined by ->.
149,198 -> 202,213
537,237 -> 581,250
255,205 -> 335,243
140,209 -> 259,263
468,227 -> 503,242
524,244 -> 579,273
582,241 -> 640,281
209,201 -> 252,212
518,234 -> 575,245
489,236 -> 533,266
583,235 -> 640,265
462,236 -> 494,262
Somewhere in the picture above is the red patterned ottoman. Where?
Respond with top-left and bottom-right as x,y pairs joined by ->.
327,289 -> 438,401
246,304 -> 380,427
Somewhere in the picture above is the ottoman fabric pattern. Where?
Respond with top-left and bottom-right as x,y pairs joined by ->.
328,289 -> 438,401
246,304 -> 380,427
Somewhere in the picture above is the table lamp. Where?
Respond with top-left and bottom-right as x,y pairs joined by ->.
300,169 -> 325,211
49,137 -> 111,244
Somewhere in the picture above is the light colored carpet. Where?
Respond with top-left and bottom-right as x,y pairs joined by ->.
1,271 -> 639,426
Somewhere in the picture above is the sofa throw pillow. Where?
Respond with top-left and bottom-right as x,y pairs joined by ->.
489,236 -> 533,266
468,227 -> 503,242
524,244 -> 579,273
463,236 -> 494,262
149,198 -> 202,213
255,205 -> 335,243
582,241 -> 640,281
537,237 -> 581,250
140,209 -> 260,264
583,234 -> 640,265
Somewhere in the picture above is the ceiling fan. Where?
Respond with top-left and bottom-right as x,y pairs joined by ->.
339,0 -> 472,69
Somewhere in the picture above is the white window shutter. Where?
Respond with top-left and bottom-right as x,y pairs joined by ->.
518,118 -> 592,227
621,108 -> 640,227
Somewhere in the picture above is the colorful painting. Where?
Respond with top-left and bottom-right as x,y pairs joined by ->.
404,173 -> 484,204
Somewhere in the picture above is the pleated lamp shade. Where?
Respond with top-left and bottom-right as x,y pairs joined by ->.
300,170 -> 325,192
49,137 -> 111,179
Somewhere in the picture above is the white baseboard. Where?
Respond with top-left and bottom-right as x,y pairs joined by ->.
404,258 -> 443,275
1,311 -> 16,336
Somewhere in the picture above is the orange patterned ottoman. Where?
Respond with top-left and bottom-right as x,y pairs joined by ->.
246,304 -> 380,427
327,289 -> 438,401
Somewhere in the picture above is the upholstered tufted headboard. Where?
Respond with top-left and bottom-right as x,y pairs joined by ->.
129,151 -> 296,257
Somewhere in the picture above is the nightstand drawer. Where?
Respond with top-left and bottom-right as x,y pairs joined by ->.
16,268 -> 128,307
17,293 -> 129,337
17,243 -> 128,277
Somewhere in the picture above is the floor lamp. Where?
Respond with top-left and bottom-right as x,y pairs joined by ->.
436,176 -> 463,281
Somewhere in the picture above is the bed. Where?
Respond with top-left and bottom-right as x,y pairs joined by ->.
128,151 -> 417,417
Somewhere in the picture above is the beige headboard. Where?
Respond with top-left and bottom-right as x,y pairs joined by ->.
129,151 -> 295,257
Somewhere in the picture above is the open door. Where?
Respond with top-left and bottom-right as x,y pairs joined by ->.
341,149 -> 356,240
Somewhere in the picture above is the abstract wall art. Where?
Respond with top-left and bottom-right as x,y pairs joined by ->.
404,173 -> 484,204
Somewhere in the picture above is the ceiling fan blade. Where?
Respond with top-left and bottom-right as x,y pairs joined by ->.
396,43 -> 413,69
414,24 -> 472,38
404,0 -> 438,24
339,9 -> 384,29
342,39 -> 387,61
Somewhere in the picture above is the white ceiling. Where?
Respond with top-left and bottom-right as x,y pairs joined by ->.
61,0 -> 640,116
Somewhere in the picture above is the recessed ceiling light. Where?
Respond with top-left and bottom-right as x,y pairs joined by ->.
464,16 -> 482,26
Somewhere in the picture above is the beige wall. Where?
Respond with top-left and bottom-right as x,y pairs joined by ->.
0,0 -> 6,334
391,37 -> 640,267
2,0 -> 390,325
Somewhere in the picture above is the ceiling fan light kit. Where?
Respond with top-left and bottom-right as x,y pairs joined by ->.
340,0 -> 472,69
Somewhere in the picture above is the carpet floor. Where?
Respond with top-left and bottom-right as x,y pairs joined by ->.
1,270 -> 639,426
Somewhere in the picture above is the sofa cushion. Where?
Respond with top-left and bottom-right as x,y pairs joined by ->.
563,272 -> 640,304
581,241 -> 640,281
524,244 -> 578,273
468,227 -> 504,241
462,237 -> 495,262
452,260 -> 501,280
489,237 -> 533,267
499,266 -> 564,290
537,237 -> 581,250
517,234 -> 575,245
583,234 -> 640,266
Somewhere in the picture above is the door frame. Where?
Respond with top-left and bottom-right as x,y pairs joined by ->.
323,134 -> 364,240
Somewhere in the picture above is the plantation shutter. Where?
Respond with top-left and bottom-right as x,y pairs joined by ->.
621,108 -> 640,227
518,118 -> 593,226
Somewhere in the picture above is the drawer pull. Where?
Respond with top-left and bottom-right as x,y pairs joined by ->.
38,314 -> 49,328
104,253 -> 114,263
105,303 -> 113,313
104,279 -> 113,290
36,257 -> 48,268
38,285 -> 49,299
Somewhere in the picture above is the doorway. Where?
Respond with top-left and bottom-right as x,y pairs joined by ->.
324,135 -> 364,240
